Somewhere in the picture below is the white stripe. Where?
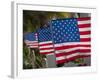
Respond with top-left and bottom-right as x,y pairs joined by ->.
25,40 -> 38,43
47,53 -> 54,55
66,53 -> 79,58
39,41 -> 52,45
29,46 -> 38,48
56,53 -> 90,61
39,45 -> 53,49
66,53 -> 90,59
54,42 -> 90,47
25,42 -> 38,45
26,43 -> 38,45
55,47 -> 90,54
80,35 -> 91,38
79,27 -> 90,32
56,56 -> 66,60
40,49 -> 54,53
79,42 -> 91,45
78,20 -> 90,25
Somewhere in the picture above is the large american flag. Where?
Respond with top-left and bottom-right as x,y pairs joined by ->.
51,17 -> 91,64
38,27 -> 54,55
24,32 -> 38,48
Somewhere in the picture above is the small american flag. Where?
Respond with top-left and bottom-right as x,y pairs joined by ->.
24,32 -> 38,48
38,27 -> 54,55
51,17 -> 91,64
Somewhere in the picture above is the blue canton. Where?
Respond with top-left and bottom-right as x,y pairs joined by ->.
38,27 -> 52,42
24,32 -> 37,41
51,18 -> 80,44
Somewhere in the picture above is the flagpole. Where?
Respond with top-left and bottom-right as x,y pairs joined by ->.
50,20 -> 57,67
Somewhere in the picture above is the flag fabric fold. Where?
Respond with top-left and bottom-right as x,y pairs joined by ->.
24,32 -> 38,48
24,17 -> 91,65
51,17 -> 91,64
38,27 -> 54,55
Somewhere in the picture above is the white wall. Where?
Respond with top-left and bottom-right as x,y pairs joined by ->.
0,0 -> 100,80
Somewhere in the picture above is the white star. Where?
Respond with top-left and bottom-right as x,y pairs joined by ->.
71,24 -> 73,26
60,40 -> 62,42
62,25 -> 64,27
72,22 -> 75,24
69,39 -> 71,41
54,36 -> 55,38
70,31 -> 72,34
54,23 -> 57,26
75,24 -> 77,26
59,35 -> 61,38
74,36 -> 77,39
74,19 -> 76,21
61,20 -> 64,22
66,20 -> 68,22
60,27 -> 63,30
76,29 -> 78,31
77,34 -> 79,36
57,38 -> 59,40
73,38 -> 75,41
61,32 -> 63,35
64,22 -> 66,25
77,39 -> 79,41
70,19 -> 72,22
57,26 -> 60,28
59,22 -> 62,25
57,21 -> 59,23
64,34 -> 66,37
55,28 -> 57,31
71,28 -> 73,31
63,30 -> 65,32
58,30 -> 60,33
70,36 -> 73,39
68,34 -> 70,37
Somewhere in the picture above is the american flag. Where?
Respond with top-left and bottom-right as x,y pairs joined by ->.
51,17 -> 91,64
24,32 -> 38,48
38,27 -> 54,55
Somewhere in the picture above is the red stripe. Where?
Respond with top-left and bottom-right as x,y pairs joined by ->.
80,31 -> 91,35
39,43 -> 53,46
40,51 -> 54,54
56,17 -> 91,64
55,45 -> 78,50
39,41 -> 54,54
78,24 -> 91,28
56,59 -> 67,64
56,53 -> 67,57
55,48 -> 90,57
77,17 -> 91,21
56,50 -> 79,57
56,48 -> 90,57
56,54 -> 91,64
79,44 -> 91,47
80,38 -> 91,42
55,45 -> 90,50
79,49 -> 91,53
